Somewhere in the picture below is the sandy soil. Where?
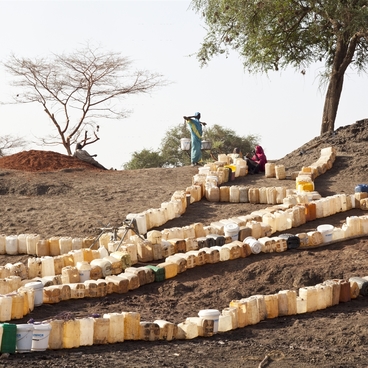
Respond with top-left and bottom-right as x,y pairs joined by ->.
0,119 -> 368,367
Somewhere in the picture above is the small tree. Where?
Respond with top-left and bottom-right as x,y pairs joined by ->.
3,44 -> 166,155
123,149 -> 165,170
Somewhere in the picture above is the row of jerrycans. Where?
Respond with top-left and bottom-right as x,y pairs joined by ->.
48,312 -> 179,349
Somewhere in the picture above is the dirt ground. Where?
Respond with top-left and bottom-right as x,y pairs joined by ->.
0,119 -> 368,367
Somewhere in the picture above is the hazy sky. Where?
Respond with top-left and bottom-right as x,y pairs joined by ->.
1,0 -> 367,169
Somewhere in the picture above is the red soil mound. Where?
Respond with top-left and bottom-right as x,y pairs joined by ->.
0,150 -> 100,172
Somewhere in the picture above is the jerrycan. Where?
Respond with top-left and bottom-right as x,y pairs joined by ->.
1,323 -> 16,353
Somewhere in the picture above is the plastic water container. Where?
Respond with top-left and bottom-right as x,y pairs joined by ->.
31,323 -> 51,351
59,237 -> 73,255
36,239 -> 50,257
221,307 -> 238,329
17,234 -> 29,254
299,286 -> 318,312
24,281 -> 44,307
229,300 -> 248,327
41,256 -> 55,277
93,317 -> 110,345
78,317 -> 94,346
265,162 -> 276,178
121,311 -> 141,340
229,186 -> 240,202
296,176 -> 314,192
47,320 -> 63,350
0,295 -> 13,322
224,223 -> 239,241
18,286 -> 34,315
355,184 -> 368,193
264,294 -> 279,319
180,138 -> 191,151
317,224 -> 334,243
275,165 -> 286,179
62,319 -> 81,348
16,324 -> 34,353
219,186 -> 230,202
103,313 -> 125,343
5,235 -> 18,255
0,235 -> 6,255
177,320 -> 198,339
76,261 -> 91,282
218,153 -> 229,163
26,234 -> 40,255
1,323 -> 16,353
243,237 -> 262,254
278,290 -> 297,315
154,319 -> 178,341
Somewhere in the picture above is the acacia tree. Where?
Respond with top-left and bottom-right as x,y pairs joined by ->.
3,44 -> 165,155
191,0 -> 368,134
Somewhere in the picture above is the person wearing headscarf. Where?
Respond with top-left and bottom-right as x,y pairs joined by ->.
183,112 -> 207,166
246,145 -> 267,174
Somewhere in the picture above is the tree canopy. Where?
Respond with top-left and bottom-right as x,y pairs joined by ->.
191,0 -> 368,134
3,44 -> 166,155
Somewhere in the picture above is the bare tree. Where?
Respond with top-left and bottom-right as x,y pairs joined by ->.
3,44 -> 166,155
0,135 -> 27,157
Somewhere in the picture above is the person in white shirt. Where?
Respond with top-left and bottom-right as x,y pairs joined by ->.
73,143 -> 108,170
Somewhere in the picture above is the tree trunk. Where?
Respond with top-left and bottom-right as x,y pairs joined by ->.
320,71 -> 344,135
320,33 -> 358,135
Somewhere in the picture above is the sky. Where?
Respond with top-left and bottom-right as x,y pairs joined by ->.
0,0 -> 367,170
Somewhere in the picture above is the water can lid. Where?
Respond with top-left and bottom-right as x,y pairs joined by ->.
198,309 -> 220,318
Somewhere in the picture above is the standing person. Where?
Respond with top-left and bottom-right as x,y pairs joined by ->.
73,143 -> 108,170
246,145 -> 267,174
183,112 -> 207,166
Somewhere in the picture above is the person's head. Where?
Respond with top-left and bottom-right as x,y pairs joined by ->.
233,147 -> 240,154
76,143 -> 83,150
255,145 -> 264,154
194,112 -> 201,119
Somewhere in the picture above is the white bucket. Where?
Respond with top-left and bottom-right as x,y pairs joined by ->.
224,223 -> 239,241
16,324 -> 34,353
198,309 -> 221,333
76,261 -> 91,283
24,281 -> 44,307
244,236 -> 262,254
201,140 -> 212,150
317,224 -> 334,243
31,322 -> 52,351
180,138 -> 191,151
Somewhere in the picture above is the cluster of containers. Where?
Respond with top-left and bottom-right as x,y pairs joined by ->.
2,144 -> 368,351
1,273 -> 368,352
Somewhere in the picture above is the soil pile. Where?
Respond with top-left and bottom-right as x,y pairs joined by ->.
0,150 -> 100,172
0,119 -> 368,368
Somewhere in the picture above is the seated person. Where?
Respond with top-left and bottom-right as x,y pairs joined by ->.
245,145 -> 267,174
73,143 -> 108,170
